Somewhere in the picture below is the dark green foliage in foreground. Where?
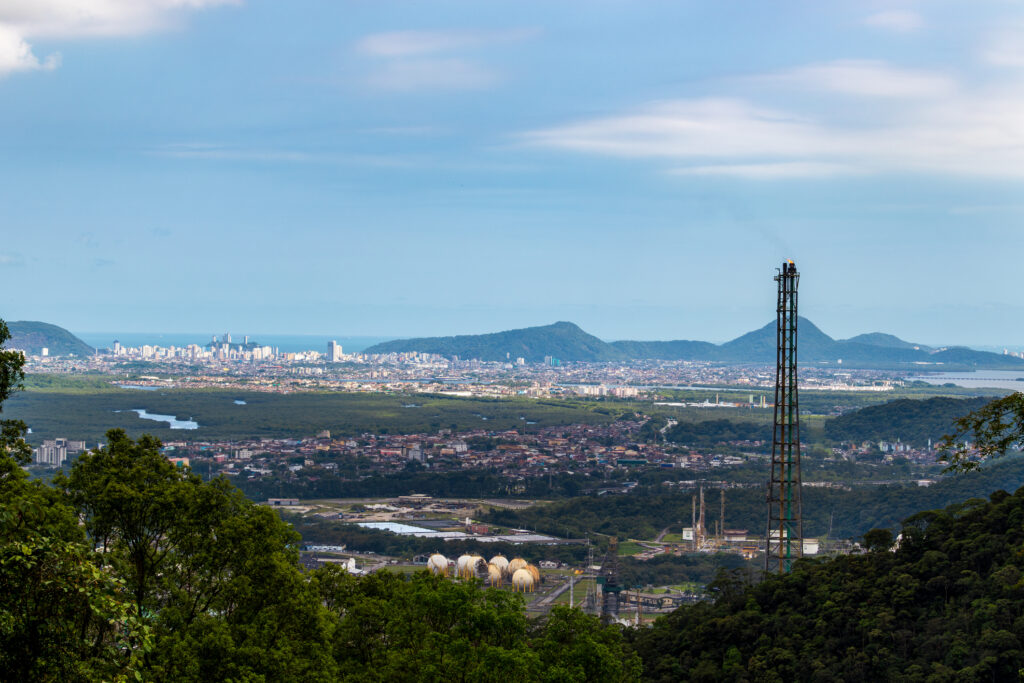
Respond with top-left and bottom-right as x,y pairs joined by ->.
941,391 -> 1024,473
824,396 -> 992,447
0,321 -> 149,682
3,428 -> 640,681
317,569 -> 640,682
2,428 -> 640,681
631,487 -> 1024,681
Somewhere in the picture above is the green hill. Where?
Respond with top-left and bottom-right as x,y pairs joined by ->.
630,485 -> 1024,681
844,331 -> 932,352
824,396 -> 992,447
363,321 -> 627,362
367,319 -> 1024,369
7,321 -> 94,357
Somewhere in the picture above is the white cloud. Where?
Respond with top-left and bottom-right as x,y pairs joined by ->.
0,24 -> 59,75
764,60 -> 954,98
521,88 -> 1024,179
983,25 -> 1024,67
522,99 -> 841,160
365,58 -> 495,92
0,0 -> 237,76
864,10 -> 923,33
356,27 -> 536,92
356,28 -> 537,58
672,162 -> 860,180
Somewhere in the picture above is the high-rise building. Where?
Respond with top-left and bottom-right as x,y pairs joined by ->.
327,340 -> 343,362
34,439 -> 86,467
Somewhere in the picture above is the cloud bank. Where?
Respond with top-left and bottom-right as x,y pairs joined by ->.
0,0 -> 238,76
522,60 -> 1024,180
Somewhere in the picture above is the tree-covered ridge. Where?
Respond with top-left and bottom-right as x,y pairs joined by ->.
366,318 -> 1024,369
631,487 -> 1024,681
662,418 -> 769,447
7,321 -> 94,357
481,456 -> 1024,541
365,321 -> 627,362
824,396 -> 991,447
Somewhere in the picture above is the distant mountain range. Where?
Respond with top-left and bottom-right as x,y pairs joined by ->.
364,319 -> 1024,370
7,321 -> 95,357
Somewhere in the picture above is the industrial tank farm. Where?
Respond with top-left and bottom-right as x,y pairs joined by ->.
427,552 -> 541,594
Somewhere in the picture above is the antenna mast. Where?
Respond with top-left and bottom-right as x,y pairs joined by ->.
765,260 -> 803,574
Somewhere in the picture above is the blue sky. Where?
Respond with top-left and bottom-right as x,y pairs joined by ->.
1,1 -> 1023,346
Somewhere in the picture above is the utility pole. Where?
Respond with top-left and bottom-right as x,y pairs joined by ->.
765,260 -> 803,574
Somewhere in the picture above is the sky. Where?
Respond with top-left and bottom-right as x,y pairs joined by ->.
1,1 -> 1023,346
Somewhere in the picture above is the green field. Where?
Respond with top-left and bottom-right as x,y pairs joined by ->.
617,541 -> 646,556
7,380 -> 617,445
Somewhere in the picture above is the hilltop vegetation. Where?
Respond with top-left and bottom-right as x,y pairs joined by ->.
630,486 -> 1024,681
366,321 -> 625,362
7,321 -> 93,357
366,318 -> 1024,369
824,396 -> 991,447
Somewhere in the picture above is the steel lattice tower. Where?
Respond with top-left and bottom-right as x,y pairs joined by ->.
765,260 -> 803,574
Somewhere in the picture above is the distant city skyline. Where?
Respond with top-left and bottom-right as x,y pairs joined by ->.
2,2 -> 1022,346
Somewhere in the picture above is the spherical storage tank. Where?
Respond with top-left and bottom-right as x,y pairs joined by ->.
507,557 -> 528,577
427,553 -> 449,576
456,554 -> 475,578
511,568 -> 535,593
487,563 -> 503,586
489,554 -> 509,575
457,554 -> 486,579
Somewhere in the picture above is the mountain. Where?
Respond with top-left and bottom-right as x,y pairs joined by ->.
362,321 -> 626,363
609,339 -> 718,361
824,396 -> 992,446
366,319 -> 1024,370
843,332 -> 932,352
7,321 -> 95,357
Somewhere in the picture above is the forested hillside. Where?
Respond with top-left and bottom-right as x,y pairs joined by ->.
630,486 -> 1024,681
483,455 -> 1024,541
824,396 -> 991,447
7,321 -> 93,357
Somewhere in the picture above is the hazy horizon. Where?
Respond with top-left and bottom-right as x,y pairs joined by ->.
66,321 -> 1024,353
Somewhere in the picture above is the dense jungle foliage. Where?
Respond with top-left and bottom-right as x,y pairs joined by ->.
2,427 -> 641,682
630,486 -> 1024,681
824,396 -> 991,447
